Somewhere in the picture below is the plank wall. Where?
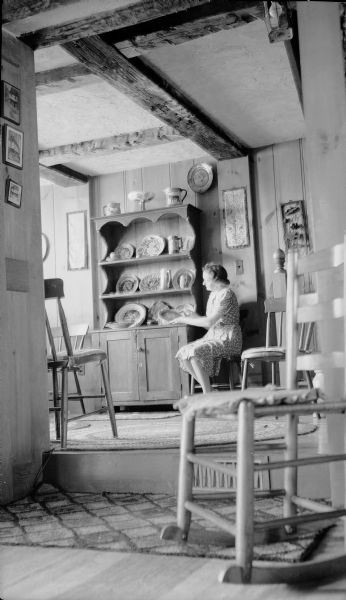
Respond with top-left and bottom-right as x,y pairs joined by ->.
1,33 -> 48,503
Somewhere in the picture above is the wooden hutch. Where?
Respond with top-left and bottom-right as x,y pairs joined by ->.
92,204 -> 202,408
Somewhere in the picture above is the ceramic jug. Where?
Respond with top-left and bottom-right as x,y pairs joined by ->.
164,187 -> 187,205
160,268 -> 171,290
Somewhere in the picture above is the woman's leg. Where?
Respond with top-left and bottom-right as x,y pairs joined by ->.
181,359 -> 198,383
190,358 -> 211,394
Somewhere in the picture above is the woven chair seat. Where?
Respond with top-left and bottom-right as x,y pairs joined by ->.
241,347 -> 285,360
175,386 -> 319,420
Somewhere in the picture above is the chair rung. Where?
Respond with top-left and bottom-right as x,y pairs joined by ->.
253,453 -> 346,471
254,400 -> 346,418
184,500 -> 236,535
254,508 -> 346,531
291,495 -> 333,513
187,453 -> 237,478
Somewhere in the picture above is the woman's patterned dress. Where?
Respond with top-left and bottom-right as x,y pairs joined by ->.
176,286 -> 242,377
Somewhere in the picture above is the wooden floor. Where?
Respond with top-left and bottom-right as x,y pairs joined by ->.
1,544 -> 346,600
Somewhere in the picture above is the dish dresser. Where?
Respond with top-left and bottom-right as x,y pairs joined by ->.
92,204 -> 203,408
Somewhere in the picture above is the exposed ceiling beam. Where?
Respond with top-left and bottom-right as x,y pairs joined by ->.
108,1 -> 265,58
19,0 -> 263,50
39,163 -> 89,186
36,64 -> 99,95
284,7 -> 303,111
61,36 -> 247,160
39,126 -> 185,165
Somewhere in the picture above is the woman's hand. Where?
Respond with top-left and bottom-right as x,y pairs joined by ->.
171,316 -> 185,325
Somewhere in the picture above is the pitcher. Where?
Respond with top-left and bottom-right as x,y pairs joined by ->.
164,187 -> 187,205
160,268 -> 171,290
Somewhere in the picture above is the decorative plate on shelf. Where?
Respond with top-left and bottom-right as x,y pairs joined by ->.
172,268 -> 195,290
115,303 -> 147,327
113,243 -> 135,260
175,303 -> 195,316
116,273 -> 139,294
139,272 -> 161,293
137,234 -> 165,257
187,162 -> 213,193
157,308 -> 181,325
147,300 -> 171,324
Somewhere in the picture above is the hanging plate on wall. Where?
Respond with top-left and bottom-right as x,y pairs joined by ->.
187,163 -> 214,193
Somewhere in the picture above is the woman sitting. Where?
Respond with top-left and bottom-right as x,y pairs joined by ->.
172,262 -> 242,394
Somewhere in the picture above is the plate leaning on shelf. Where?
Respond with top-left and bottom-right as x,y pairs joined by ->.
139,272 -> 161,292
115,303 -> 147,327
116,273 -> 139,294
157,308 -> 181,325
137,234 -> 165,258
113,243 -> 135,260
172,268 -> 195,290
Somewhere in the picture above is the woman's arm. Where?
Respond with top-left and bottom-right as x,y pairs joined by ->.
172,302 -> 225,329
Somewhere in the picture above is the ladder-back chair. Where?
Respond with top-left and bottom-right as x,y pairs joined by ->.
162,239 -> 346,584
45,312 -> 69,447
45,278 -> 117,444
51,323 -> 89,415
241,297 -> 314,390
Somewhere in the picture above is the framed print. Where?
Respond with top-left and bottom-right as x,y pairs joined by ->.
1,81 -> 21,124
3,124 -> 23,169
281,200 -> 309,250
5,178 -> 22,208
67,210 -> 89,271
223,187 -> 250,249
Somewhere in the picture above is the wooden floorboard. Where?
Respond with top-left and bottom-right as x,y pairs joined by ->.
1,545 -> 346,600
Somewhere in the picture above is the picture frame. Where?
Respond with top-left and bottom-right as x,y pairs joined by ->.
281,200 -> 309,250
223,187 -> 250,249
67,210 -> 89,271
3,124 -> 23,169
1,81 -> 21,124
5,178 -> 22,208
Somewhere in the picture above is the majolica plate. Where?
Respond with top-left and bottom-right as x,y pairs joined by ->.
116,273 -> 139,294
187,162 -> 213,193
139,272 -> 161,292
157,308 -> 181,325
113,243 -> 135,260
115,303 -> 147,327
172,268 -> 195,290
147,300 -> 171,324
137,234 -> 165,257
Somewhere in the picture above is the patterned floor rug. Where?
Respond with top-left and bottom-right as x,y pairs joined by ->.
50,412 -> 317,450
0,484 -> 334,563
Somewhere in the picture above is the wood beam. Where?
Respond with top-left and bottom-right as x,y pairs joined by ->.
284,8 -> 303,111
39,126 -> 185,164
3,0 -> 82,23
36,64 -> 99,95
108,1 -> 265,58
19,0 -> 263,50
61,36 -> 247,160
39,163 -> 89,186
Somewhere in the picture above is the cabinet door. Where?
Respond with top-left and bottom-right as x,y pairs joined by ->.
137,327 -> 182,402
104,330 -> 139,404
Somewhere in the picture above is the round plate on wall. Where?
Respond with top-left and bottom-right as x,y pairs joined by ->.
187,163 -> 213,193
42,233 -> 50,262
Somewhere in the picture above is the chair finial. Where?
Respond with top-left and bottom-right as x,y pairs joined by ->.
273,248 -> 285,273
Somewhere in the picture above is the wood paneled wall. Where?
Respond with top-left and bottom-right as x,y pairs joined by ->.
1,33 -> 48,503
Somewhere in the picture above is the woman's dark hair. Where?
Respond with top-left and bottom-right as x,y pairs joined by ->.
203,262 -> 230,284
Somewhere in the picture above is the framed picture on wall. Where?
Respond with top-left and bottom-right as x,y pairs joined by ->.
3,124 -> 23,169
223,187 -> 250,249
67,210 -> 89,271
281,200 -> 309,250
5,178 -> 22,208
1,81 -> 21,124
